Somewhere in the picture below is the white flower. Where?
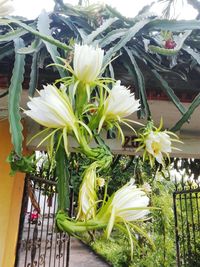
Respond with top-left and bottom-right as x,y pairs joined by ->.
25,84 -> 77,130
24,84 -> 82,155
145,131 -> 171,164
104,81 -> 140,120
98,81 -> 140,132
73,44 -> 104,84
98,182 -> 149,238
111,182 -> 150,222
0,0 -> 14,17
76,164 -> 97,220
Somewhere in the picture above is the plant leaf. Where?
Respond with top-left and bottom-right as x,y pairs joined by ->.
183,45 -> 200,65
9,18 -> 70,51
103,19 -> 151,66
0,25 -> 30,42
28,51 -> 39,96
132,45 -> 187,81
146,19 -> 200,32
84,17 -> 118,44
0,42 -> 14,60
8,38 -> 25,156
124,46 -> 150,118
152,70 -> 186,115
17,38 -> 42,54
98,28 -> 127,48
37,11 -> 67,78
171,93 -> 200,132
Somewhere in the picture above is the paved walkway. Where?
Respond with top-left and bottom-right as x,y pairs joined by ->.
69,238 -> 111,267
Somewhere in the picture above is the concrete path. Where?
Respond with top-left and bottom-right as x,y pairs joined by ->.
69,238 -> 111,267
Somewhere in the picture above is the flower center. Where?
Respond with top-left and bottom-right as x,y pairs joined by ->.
151,141 -> 161,155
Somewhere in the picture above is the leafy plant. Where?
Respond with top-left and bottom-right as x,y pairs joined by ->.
1,2 -> 200,154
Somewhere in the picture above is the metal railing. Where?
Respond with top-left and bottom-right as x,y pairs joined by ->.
173,182 -> 200,267
15,176 -> 71,267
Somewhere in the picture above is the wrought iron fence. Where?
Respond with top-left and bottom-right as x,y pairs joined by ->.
15,175 -> 72,267
173,182 -> 200,267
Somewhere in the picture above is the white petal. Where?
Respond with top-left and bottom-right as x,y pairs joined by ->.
73,44 -> 104,83
111,183 -> 150,222
104,81 -> 140,120
25,84 -> 76,129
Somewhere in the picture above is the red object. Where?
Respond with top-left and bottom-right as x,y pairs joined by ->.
165,39 -> 176,49
30,210 -> 39,220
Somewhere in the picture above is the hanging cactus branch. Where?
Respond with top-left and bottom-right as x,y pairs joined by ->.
23,43 -> 180,257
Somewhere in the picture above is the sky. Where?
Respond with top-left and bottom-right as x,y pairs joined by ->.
11,0 -> 198,20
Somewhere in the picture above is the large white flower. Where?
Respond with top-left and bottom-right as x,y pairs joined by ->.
24,84 -> 83,154
73,44 -> 104,84
25,84 -> 76,129
110,182 -> 149,222
145,131 -> 172,164
0,0 -> 14,17
76,163 -> 97,220
98,81 -> 140,132
97,181 -> 149,237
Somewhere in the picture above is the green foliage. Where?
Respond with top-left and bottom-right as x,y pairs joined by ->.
77,155 -> 176,267
91,232 -> 131,267
171,92 -> 200,131
152,70 -> 186,116
37,11 -> 68,78
7,151 -> 36,175
124,46 -> 150,118
89,179 -> 176,267
2,2 -> 200,152
8,38 -> 25,156
139,180 -> 176,267
55,143 -> 70,211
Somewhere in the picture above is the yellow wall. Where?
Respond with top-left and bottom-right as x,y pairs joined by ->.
0,120 -> 26,267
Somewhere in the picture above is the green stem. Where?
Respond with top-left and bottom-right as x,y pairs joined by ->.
56,212 -> 107,234
75,82 -> 88,117
55,142 -> 70,211
79,135 -> 97,159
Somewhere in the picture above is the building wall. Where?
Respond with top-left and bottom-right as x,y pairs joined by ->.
0,120 -> 26,267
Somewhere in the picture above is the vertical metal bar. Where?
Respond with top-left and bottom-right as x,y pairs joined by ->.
179,193 -> 186,266
173,192 -> 181,267
184,191 -> 192,265
24,179 -> 36,267
43,198 -> 52,263
49,192 -> 57,267
195,191 -> 200,247
38,182 -> 47,265
62,233 -> 66,267
49,193 -> 57,267
14,177 -> 29,267
195,192 -> 200,227
53,195 -> 59,267
36,179 -> 42,266
66,187 -> 74,267
59,233 -> 62,267
189,189 -> 197,265
15,175 -> 71,267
